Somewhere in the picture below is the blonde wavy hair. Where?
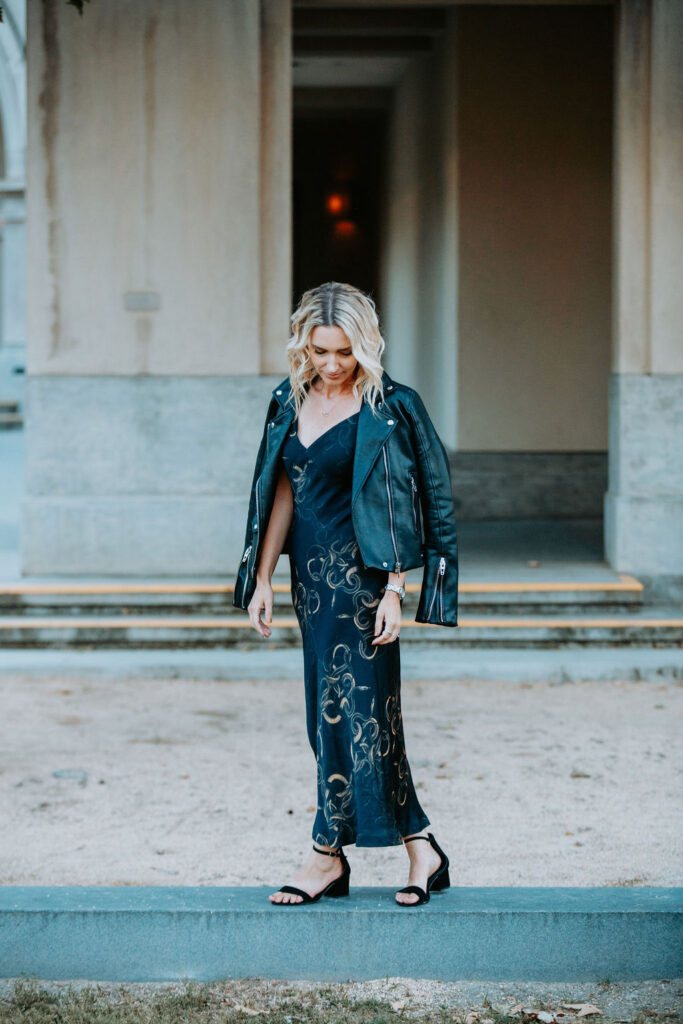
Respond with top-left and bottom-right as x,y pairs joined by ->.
285,282 -> 386,415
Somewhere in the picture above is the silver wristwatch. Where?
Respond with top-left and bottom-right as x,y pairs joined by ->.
384,582 -> 405,602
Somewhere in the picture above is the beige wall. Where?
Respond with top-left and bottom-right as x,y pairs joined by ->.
27,0 -> 263,376
382,6 -> 614,453
381,10 -> 459,448
457,6 -> 614,451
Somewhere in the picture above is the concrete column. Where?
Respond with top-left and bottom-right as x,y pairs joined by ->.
605,0 -> 683,595
0,0 -> 27,393
23,0 -> 280,575
0,186 -> 26,350
259,0 -> 292,376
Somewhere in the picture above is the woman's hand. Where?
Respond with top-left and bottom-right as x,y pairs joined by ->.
372,590 -> 402,645
248,578 -> 274,638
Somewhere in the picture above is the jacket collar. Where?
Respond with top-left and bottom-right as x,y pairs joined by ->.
271,368 -> 396,410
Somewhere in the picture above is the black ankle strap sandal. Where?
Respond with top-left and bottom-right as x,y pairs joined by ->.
271,844 -> 351,905
395,832 -> 451,907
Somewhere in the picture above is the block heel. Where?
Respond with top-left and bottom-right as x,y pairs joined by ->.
395,831 -> 451,906
326,869 -> 350,897
430,864 -> 450,891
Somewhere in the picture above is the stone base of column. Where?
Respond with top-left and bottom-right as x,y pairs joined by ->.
604,372 -> 683,599
21,375 -> 282,576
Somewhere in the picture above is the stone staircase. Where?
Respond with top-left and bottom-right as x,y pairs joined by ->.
1,573 -> 682,648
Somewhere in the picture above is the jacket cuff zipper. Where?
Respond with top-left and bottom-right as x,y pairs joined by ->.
427,555 -> 447,621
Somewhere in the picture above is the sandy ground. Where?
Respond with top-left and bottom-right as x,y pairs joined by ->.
1,672 -> 681,887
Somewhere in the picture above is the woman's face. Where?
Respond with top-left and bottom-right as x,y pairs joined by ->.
307,325 -> 358,386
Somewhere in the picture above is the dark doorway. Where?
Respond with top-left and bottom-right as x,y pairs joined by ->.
292,103 -> 388,310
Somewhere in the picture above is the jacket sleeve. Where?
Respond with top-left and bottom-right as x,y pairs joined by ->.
232,396 -> 277,609
407,389 -> 459,627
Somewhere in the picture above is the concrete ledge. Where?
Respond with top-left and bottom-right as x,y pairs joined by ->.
1,886 -> 681,982
2,646 -> 683,681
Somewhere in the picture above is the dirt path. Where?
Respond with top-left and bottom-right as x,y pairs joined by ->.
1,674 -> 680,887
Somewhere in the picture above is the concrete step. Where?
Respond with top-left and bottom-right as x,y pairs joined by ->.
1,607 -> 681,648
0,573 -> 651,618
1,885 -> 680,982
0,576 -> 645,615
3,644 -> 682,681
2,575 -> 677,649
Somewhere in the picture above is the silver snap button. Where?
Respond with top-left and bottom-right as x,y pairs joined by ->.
276,389 -> 282,395
383,561 -> 388,567
387,419 -> 394,425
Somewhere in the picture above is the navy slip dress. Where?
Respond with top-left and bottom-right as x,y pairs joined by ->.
280,408 -> 430,848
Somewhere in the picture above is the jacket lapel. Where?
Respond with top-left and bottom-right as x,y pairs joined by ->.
351,398 -> 397,506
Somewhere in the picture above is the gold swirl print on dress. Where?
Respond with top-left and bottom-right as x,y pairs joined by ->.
306,536 -> 381,657
312,642 -> 409,842
318,643 -> 391,774
291,576 -> 321,626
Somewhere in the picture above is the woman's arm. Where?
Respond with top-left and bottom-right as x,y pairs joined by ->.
248,466 -> 294,638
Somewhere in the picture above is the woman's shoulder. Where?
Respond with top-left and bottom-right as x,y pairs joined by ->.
381,371 -> 423,410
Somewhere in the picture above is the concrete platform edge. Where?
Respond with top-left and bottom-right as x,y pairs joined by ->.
0,886 -> 681,983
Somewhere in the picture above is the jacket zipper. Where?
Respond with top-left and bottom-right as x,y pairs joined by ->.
382,446 -> 401,573
242,475 -> 262,578
409,472 -> 419,531
427,556 -> 447,620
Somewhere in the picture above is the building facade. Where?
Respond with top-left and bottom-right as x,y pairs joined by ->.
15,0 -> 683,596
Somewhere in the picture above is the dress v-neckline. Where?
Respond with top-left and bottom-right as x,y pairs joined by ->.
295,409 -> 361,451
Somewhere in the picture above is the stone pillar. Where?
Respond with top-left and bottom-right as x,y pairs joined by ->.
605,0 -> 683,598
0,186 -> 26,369
23,0 -> 292,575
260,0 -> 292,375
0,0 -> 27,393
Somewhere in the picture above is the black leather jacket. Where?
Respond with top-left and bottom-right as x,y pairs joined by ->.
233,369 -> 459,626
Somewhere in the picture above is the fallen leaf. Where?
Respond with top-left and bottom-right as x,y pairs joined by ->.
391,1000 -> 406,1010
561,1005 -> 603,1017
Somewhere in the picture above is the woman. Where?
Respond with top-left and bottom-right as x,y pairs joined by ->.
233,281 -> 459,907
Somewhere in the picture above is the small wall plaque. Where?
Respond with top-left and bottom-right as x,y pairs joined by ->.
124,291 -> 161,311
